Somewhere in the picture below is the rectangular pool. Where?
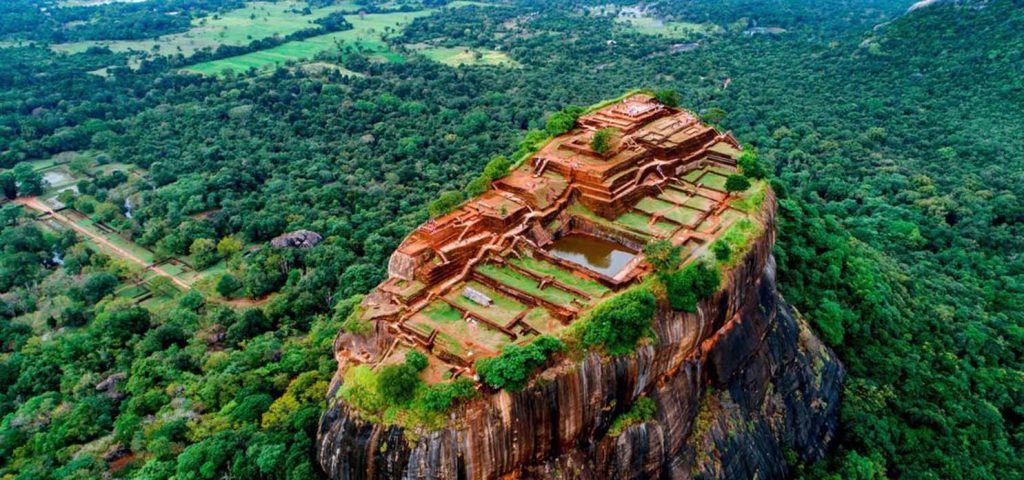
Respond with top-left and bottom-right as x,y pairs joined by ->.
547,233 -> 637,278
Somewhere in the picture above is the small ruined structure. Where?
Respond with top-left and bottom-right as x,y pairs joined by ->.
270,229 -> 322,249
462,286 -> 493,307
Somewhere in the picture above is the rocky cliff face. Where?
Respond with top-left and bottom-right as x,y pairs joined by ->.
317,194 -> 844,479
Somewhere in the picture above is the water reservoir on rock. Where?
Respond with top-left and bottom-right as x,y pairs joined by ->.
547,234 -> 637,278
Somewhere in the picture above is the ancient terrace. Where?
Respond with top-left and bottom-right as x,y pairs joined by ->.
343,94 -> 749,382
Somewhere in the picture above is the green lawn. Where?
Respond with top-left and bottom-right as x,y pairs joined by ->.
634,197 -> 675,215
421,300 -> 463,324
410,298 -> 513,357
615,212 -> 674,237
508,255 -> 610,298
684,195 -> 716,211
708,165 -> 736,177
719,209 -> 747,229
184,9 -> 436,75
70,214 -> 157,265
663,206 -> 703,226
52,1 -> 364,57
698,172 -> 729,191
476,264 -> 582,306
393,279 -> 427,301
658,188 -> 691,205
412,45 -> 519,67
682,169 -> 704,182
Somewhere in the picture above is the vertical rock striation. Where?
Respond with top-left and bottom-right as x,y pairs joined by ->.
317,194 -> 844,479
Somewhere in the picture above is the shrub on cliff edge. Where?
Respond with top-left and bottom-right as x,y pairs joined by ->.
608,396 -> 657,436
580,287 -> 657,355
475,335 -> 564,391
664,262 -> 720,312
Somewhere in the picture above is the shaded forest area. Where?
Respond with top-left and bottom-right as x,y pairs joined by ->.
1,0 -> 1022,478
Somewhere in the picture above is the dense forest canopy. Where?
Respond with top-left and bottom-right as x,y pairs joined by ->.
1,0 -> 1022,479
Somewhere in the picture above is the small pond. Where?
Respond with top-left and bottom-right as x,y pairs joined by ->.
547,233 -> 637,278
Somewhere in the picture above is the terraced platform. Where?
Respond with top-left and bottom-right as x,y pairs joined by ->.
341,94 -> 757,381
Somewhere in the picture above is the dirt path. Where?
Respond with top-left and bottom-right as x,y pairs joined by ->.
15,197 -> 192,291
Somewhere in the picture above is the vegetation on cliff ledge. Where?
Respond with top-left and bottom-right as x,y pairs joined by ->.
338,351 -> 478,429
475,335 -> 565,392
607,396 -> 657,437
578,287 -> 658,355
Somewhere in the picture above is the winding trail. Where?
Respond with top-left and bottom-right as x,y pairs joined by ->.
14,196 -> 191,291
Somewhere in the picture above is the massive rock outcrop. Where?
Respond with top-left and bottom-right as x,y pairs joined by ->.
316,193 -> 844,479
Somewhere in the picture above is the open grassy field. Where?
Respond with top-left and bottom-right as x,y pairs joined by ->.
52,1 -> 363,57
616,16 -> 722,39
410,45 -> 519,67
183,9 -> 434,75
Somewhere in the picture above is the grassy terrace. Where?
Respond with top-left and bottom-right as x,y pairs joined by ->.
662,206 -> 703,226
697,172 -> 729,190
522,308 -> 561,336
508,255 -> 610,298
393,279 -> 427,301
476,264 -> 583,305
421,300 -> 463,323
684,195 -> 716,210
708,165 -> 735,177
682,169 -> 704,182
408,299 -> 514,357
712,218 -> 762,267
565,203 -> 653,242
658,188 -> 691,205
445,281 -> 526,326
615,211 -> 676,237
635,197 -> 675,215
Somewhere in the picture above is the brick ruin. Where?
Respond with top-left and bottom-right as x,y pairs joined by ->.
340,94 -> 750,382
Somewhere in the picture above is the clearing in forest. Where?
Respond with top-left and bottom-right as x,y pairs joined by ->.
51,1 -> 363,57
408,44 -> 519,67
616,15 -> 721,39
183,9 -> 435,75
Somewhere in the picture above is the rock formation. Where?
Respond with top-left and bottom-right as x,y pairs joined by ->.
270,229 -> 323,249
316,190 -> 845,479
